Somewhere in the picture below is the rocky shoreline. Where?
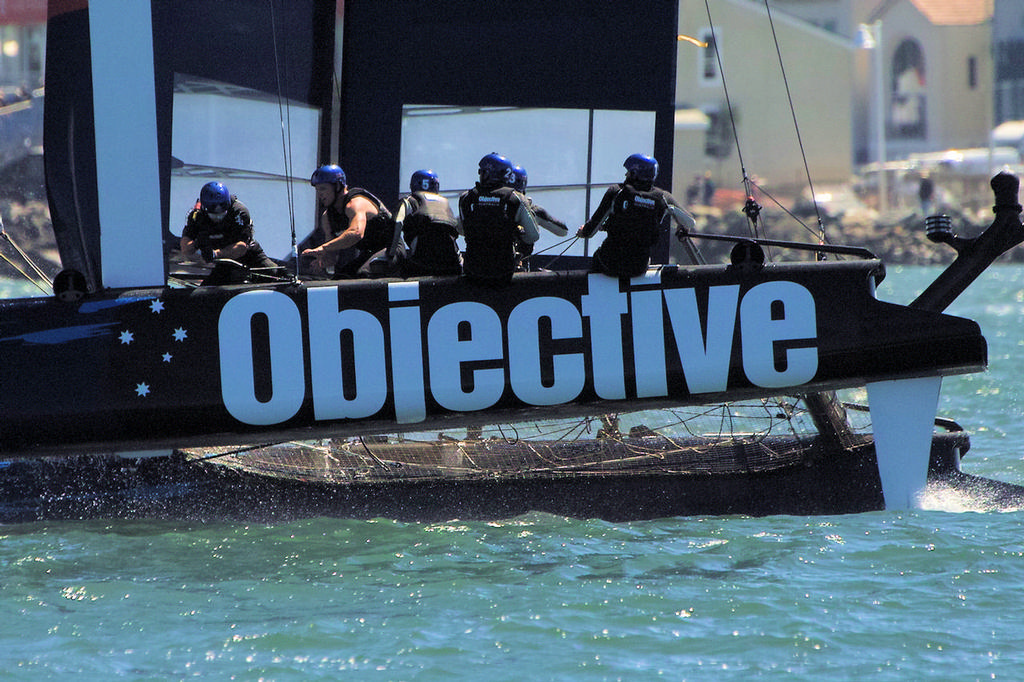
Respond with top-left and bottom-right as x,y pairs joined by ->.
684,201 -> 1024,267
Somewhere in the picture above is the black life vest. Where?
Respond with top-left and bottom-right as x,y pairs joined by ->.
402,192 -> 460,274
458,185 -> 522,283
325,187 -> 394,256
593,184 -> 668,277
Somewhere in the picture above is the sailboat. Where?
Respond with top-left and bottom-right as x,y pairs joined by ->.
1,0 -> 1023,521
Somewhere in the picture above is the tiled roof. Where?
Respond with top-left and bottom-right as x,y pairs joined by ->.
907,0 -> 993,26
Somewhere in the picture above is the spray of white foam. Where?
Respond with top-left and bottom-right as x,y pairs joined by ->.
917,479 -> 1022,514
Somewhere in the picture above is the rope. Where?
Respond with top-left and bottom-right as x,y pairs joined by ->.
1,218 -> 53,294
189,442 -> 282,462
529,235 -> 580,271
702,0 -> 833,256
747,177 -> 832,245
268,0 -> 300,282
702,0 -> 756,236
761,0 -> 828,257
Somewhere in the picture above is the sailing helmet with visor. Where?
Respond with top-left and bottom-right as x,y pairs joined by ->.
478,152 -> 515,188
512,165 -> 528,193
410,169 -> 440,194
200,181 -> 231,218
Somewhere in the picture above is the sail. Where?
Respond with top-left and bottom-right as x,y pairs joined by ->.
44,0 -> 335,290
43,1 -> 682,289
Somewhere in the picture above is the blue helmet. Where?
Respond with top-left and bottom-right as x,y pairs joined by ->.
478,152 -> 515,188
623,153 -> 658,184
310,164 -> 347,188
410,169 -> 440,193
512,165 -> 528,192
199,181 -> 231,212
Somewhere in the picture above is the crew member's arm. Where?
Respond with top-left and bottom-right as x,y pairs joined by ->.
666,204 -> 696,233
302,195 -> 377,267
180,234 -> 197,258
181,235 -> 239,262
531,202 -> 569,237
513,193 -> 542,244
180,221 -> 231,262
666,203 -> 703,265
180,215 -> 199,258
389,196 -> 411,257
214,241 -> 249,260
577,186 -> 618,239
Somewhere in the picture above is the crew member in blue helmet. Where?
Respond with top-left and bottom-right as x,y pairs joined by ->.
457,152 -> 541,286
390,169 -> 462,277
302,164 -> 401,278
577,154 -> 696,278
180,181 -> 279,285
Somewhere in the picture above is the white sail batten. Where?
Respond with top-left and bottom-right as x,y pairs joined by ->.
89,0 -> 165,288
867,376 -> 943,510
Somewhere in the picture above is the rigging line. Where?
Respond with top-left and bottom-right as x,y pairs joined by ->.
529,235 -> 577,255
0,220 -> 53,286
702,0 -> 756,237
531,235 -> 580,270
268,0 -> 299,281
0,250 -> 50,294
188,442 -> 282,462
761,0 -> 828,256
747,177 -> 829,243
358,436 -> 392,471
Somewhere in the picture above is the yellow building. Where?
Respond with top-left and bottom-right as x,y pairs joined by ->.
674,0 -> 855,202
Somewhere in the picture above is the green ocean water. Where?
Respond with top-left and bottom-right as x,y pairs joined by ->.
2,266 -> 1024,681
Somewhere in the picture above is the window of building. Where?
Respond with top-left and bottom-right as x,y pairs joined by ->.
890,39 -> 926,139
699,30 -> 719,85
968,56 -> 977,90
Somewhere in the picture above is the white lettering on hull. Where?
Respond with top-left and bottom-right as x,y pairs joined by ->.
219,290 -> 305,425
307,288 -> 387,420
218,275 -> 819,426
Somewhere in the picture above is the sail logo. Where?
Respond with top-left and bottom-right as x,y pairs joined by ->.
217,275 -> 818,426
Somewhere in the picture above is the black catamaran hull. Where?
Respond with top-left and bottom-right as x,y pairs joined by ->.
0,261 -> 986,457
4,1 -> 1020,520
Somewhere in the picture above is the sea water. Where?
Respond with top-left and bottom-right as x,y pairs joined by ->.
2,266 -> 1024,681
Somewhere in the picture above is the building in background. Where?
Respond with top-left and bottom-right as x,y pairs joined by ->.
1,1 -> 1014,232
993,0 -> 1024,125
0,1 -> 44,170
674,0 -> 855,202
771,0 -> 995,166
0,1 -> 44,97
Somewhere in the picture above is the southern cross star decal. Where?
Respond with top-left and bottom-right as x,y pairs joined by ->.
114,297 -> 196,400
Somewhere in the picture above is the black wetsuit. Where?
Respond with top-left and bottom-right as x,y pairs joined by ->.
458,184 -> 532,285
579,182 -> 680,278
181,197 -> 278,285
